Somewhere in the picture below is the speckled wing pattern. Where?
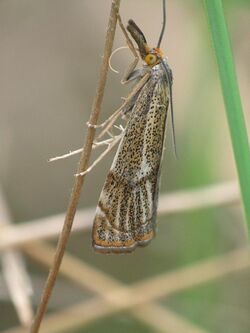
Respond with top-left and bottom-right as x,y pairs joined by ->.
93,63 -> 170,253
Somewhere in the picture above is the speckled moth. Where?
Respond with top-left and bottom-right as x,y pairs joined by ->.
92,0 -> 174,253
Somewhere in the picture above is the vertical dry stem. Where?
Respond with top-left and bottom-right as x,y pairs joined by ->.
30,1 -> 121,332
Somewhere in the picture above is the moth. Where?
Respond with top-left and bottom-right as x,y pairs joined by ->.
92,1 -> 174,254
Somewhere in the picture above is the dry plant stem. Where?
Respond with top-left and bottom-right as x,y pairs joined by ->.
30,1 -> 121,332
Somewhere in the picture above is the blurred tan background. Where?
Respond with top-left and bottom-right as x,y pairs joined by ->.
0,0 -> 250,332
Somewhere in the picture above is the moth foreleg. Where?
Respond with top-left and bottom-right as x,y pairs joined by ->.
49,148 -> 84,162
95,78 -> 147,140
94,107 -> 124,140
86,105 -> 122,129
48,137 -> 114,162
75,133 -> 122,177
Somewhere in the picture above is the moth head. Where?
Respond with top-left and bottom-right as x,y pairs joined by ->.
144,48 -> 164,67
127,20 -> 164,68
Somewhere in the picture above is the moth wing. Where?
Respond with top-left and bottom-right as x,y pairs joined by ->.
93,76 -> 169,253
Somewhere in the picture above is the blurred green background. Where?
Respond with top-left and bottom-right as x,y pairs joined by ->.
0,0 -> 249,332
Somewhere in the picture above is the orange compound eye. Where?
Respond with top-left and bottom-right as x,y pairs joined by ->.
144,53 -> 158,66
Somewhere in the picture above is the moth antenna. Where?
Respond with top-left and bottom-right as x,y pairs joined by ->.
160,59 -> 177,158
169,76 -> 177,159
157,0 -> 166,48
158,1 -> 176,156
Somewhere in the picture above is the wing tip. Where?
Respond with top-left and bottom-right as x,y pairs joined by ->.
92,230 -> 155,254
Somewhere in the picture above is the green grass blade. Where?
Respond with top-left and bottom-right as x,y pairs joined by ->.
204,0 -> 250,234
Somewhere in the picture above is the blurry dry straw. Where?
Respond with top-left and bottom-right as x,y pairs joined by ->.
26,241 -> 215,333
0,180 -> 239,251
30,1 -> 121,332
29,243 -> 248,333
0,188 -> 33,327
6,241 -> 249,333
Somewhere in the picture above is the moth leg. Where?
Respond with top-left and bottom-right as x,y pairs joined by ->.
51,72 -> 149,163
86,106 -> 122,129
86,90 -> 134,132
50,93 -> 135,163
88,12 -> 150,133
95,107 -> 124,140
97,72 -> 150,141
49,137 -> 117,162
49,148 -> 83,162
75,133 -> 123,177
117,14 -> 140,84
86,73 -> 140,132
86,21 -> 137,132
